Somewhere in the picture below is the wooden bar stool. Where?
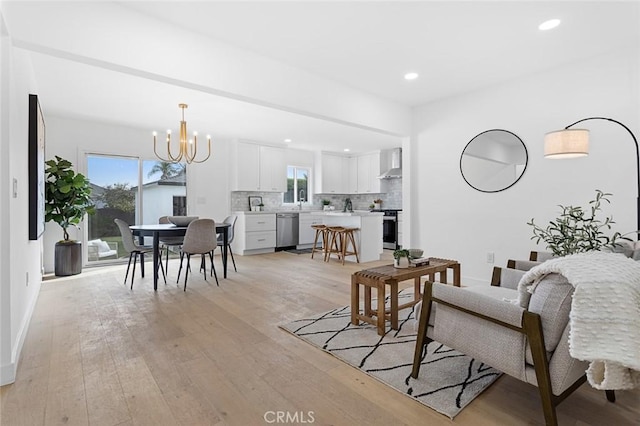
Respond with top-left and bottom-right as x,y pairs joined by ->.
324,226 -> 345,262
339,227 -> 360,265
310,224 -> 328,259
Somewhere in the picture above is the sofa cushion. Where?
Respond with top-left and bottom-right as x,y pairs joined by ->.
97,240 -> 111,253
464,285 -> 518,300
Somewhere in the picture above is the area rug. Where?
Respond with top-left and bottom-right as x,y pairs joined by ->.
279,291 -> 502,419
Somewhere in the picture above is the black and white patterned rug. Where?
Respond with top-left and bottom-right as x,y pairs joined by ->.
279,291 -> 502,419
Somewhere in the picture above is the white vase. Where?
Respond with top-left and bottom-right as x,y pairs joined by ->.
394,257 -> 409,268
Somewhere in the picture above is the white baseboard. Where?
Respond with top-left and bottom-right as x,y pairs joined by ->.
0,280 -> 41,386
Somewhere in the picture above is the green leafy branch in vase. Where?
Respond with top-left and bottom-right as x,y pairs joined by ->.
527,190 -> 629,257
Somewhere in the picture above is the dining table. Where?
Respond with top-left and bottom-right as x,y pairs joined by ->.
130,222 -> 231,291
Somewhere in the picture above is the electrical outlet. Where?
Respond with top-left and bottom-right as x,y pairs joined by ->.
486,252 -> 494,263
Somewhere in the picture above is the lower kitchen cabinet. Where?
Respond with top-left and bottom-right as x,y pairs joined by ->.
298,212 -> 325,247
231,213 -> 277,255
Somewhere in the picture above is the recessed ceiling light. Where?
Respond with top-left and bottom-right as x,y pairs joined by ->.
344,148 -> 350,152
404,72 -> 419,81
539,19 -> 561,31
284,138 -> 292,143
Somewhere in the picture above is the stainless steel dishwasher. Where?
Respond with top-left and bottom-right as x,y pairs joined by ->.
276,212 -> 299,248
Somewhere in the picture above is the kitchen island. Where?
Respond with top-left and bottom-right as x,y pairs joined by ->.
307,211 -> 383,262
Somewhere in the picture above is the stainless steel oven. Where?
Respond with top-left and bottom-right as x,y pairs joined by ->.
381,209 -> 401,250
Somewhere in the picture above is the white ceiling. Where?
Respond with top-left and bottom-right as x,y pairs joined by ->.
4,1 -> 639,154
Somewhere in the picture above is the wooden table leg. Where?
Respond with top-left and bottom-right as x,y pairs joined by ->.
377,282 -> 385,336
351,275 -> 359,325
364,285 -> 372,317
452,263 -> 461,287
390,280 -> 398,331
413,277 -> 421,302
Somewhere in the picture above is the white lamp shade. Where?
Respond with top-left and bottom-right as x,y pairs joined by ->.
544,129 -> 589,159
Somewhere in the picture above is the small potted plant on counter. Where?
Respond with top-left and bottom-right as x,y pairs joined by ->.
322,199 -> 331,211
373,199 -> 383,210
393,249 -> 411,268
257,202 -> 265,212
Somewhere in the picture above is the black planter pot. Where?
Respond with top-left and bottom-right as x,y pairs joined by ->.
54,241 -> 82,276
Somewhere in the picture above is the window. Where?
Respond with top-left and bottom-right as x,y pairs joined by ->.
86,154 -> 187,264
284,166 -> 310,203
173,196 -> 187,215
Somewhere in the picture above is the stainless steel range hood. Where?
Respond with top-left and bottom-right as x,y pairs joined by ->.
378,148 -> 402,179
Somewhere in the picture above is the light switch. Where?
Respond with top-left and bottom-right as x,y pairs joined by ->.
12,178 -> 17,198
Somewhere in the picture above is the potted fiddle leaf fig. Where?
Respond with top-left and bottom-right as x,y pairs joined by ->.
45,156 -> 95,276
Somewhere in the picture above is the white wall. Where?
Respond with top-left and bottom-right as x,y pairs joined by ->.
410,48 -> 639,285
185,138 -> 232,223
0,18 -> 44,385
140,184 -> 186,225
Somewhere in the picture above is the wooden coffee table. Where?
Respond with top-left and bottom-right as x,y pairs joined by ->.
350,258 -> 460,335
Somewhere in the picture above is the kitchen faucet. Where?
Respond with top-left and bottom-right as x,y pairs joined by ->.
298,189 -> 306,210
343,197 -> 353,212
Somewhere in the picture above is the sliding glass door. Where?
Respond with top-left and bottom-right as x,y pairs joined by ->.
85,154 -> 187,265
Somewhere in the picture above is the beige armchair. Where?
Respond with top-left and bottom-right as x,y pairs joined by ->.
412,273 -> 615,426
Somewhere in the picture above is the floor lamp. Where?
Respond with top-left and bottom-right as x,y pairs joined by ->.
544,117 -> 640,239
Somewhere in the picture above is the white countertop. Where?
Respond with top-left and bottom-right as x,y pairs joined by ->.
233,210 -> 384,216
310,210 -> 383,217
233,210 -> 383,216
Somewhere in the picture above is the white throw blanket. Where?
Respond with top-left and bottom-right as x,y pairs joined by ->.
518,251 -> 640,390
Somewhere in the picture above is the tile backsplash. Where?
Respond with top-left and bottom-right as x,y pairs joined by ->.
230,178 -> 402,212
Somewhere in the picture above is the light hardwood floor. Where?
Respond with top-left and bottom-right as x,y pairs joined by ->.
1,251 -> 638,425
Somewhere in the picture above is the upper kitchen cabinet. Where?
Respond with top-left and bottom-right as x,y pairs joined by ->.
259,145 -> 287,192
233,141 -> 261,191
231,141 -> 286,192
315,153 -> 349,194
315,151 -> 382,194
356,151 -> 381,194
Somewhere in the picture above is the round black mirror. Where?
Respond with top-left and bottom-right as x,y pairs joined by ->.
460,129 -> 528,193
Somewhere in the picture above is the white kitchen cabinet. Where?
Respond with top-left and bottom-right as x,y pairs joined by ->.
231,142 -> 286,192
356,152 -> 381,194
348,156 -> 358,193
231,213 -> 277,255
314,151 -> 381,195
233,142 -> 261,191
298,212 -> 324,247
259,145 -> 287,192
317,153 -> 349,194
